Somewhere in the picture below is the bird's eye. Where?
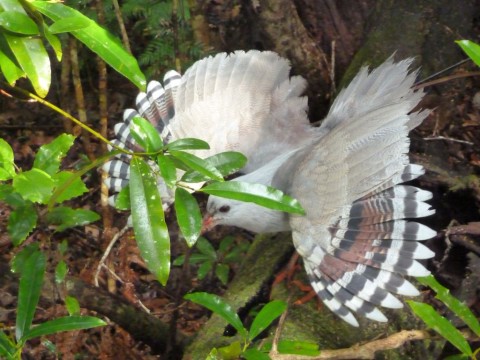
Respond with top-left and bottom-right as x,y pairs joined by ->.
219,205 -> 230,213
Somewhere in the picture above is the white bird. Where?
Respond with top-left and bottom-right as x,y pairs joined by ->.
104,51 -> 436,326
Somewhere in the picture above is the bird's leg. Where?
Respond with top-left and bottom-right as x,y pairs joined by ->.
272,252 -> 301,286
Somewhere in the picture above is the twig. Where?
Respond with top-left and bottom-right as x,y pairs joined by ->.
94,224 -> 130,286
270,330 -> 431,360
423,135 -> 473,145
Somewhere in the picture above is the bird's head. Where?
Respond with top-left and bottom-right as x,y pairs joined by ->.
202,195 -> 290,234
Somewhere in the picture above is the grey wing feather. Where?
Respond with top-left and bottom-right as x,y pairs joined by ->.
284,58 -> 435,326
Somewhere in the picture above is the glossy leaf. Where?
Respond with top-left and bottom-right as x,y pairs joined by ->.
184,292 -> 247,337
175,188 -> 202,246
197,260 -> 213,280
32,1 -> 146,90
10,243 -> 39,273
215,263 -> 229,285
196,237 -> 217,259
0,11 -> 39,34
130,116 -> 163,152
249,300 -> 286,340
7,201 -> 37,246
418,275 -> 480,336
52,171 -> 88,203
55,260 -> 67,284
157,154 -> 177,188
13,168 -> 54,204
65,296 -> 80,316
42,26 -> 62,61
33,133 -> 75,176
22,316 -> 106,341
47,206 -> 100,232
242,348 -> 270,360
0,138 -> 15,180
456,40 -> 480,67
170,150 -> 223,182
115,185 -> 130,210
182,151 -> 247,183
0,43 -> 25,85
216,341 -> 242,359
166,138 -> 210,151
279,340 -> 320,356
201,181 -> 305,215
0,331 -> 15,358
408,300 -> 472,356
16,249 -> 46,341
4,32 -> 50,97
48,16 -> 90,34
129,157 -> 170,285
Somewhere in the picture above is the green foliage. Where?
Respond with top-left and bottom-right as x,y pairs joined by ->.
185,293 -> 316,359
409,275 -> 480,358
174,236 -> 249,285
115,0 -> 203,76
0,134 -> 100,244
0,248 -> 106,360
457,40 -> 480,67
0,0 -> 145,97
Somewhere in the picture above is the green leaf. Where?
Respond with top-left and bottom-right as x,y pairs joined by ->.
52,171 -> 88,203
408,300 -> 472,356
200,181 -> 305,215
0,330 -> 16,358
115,185 -> 130,210
4,32 -> 50,97
157,154 -> 177,189
48,16 -> 90,34
0,138 -> 15,180
456,40 -> 480,67
170,150 -> 223,182
0,11 -> 39,34
16,249 -> 46,341
219,236 -> 235,253
129,157 -> 170,285
10,243 -> 40,273
0,44 -> 25,85
22,316 -> 106,341
42,26 -> 62,61
47,206 -> 100,232
196,236 -> 217,259
216,341 -> 242,359
13,168 -> 54,204
7,201 -> 37,246
197,260 -> 213,280
242,348 -> 270,360
174,187 -> 202,247
32,1 -> 146,89
418,275 -> 480,336
55,260 -> 67,284
249,300 -> 286,341
173,253 -> 213,266
275,340 -> 320,356
33,133 -> 76,175
215,263 -> 229,285
184,292 -> 247,337
166,138 -> 210,151
130,116 -> 163,152
182,151 -> 247,183
64,296 -> 80,316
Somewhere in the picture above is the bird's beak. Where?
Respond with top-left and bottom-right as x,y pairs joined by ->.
201,214 -> 215,235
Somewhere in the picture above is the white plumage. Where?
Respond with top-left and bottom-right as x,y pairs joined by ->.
103,50 -> 436,326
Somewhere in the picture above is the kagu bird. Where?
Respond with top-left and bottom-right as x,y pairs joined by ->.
104,50 -> 436,327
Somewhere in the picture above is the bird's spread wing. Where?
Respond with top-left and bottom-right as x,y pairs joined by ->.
103,70 -> 182,207
170,50 -> 313,172
104,50 -> 313,205
284,58 -> 435,326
